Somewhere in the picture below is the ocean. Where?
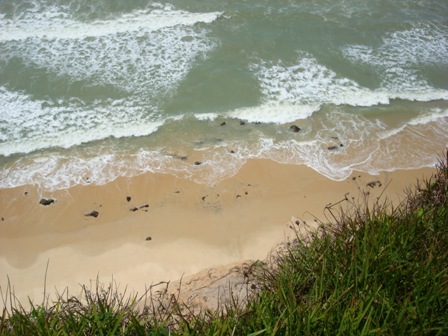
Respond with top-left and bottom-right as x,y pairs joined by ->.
1,0 -> 447,191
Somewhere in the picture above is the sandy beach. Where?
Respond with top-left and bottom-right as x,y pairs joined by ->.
0,159 -> 435,310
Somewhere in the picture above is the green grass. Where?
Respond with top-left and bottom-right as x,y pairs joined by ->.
2,152 -> 448,335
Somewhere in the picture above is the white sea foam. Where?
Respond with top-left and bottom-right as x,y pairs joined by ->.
250,54 -> 392,111
408,108 -> 448,126
1,108 -> 446,190
0,3 -> 220,156
0,4 -> 221,41
1,1 -> 447,190
1,20 -> 216,96
343,23 -> 448,97
353,119 -> 448,175
377,108 -> 448,142
0,87 -> 169,155
228,102 -> 319,123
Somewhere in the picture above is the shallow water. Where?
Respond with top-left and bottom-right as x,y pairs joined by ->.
0,0 -> 447,190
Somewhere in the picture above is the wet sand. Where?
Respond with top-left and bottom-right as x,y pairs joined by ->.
0,159 -> 435,310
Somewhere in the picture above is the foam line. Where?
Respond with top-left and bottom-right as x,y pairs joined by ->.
0,7 -> 222,41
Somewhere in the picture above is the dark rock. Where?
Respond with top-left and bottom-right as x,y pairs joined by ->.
126,196 -> 131,202
130,207 -> 139,212
39,198 -> 55,206
367,181 -> 381,188
85,210 -> 99,218
240,120 -> 246,126
24,191 -> 28,196
139,204 -> 149,209
179,156 -> 188,161
328,143 -> 344,151
1,217 -> 4,221
236,194 -> 241,198
194,161 -> 202,166
230,150 -> 235,154
289,125 -> 301,133
220,122 -> 226,126
145,236 -> 152,241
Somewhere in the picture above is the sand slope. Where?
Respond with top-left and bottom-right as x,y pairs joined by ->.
0,159 -> 434,310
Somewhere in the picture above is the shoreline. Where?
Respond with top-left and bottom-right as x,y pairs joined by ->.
0,159 -> 436,310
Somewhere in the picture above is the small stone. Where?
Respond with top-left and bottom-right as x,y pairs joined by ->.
230,150 -> 235,154
194,161 -> 202,166
85,210 -> 99,218
39,198 -> 55,206
145,236 -> 152,241
327,145 -> 338,151
220,122 -> 226,126
24,191 -> 28,196
240,120 -> 246,125
126,196 -> 131,202
289,125 -> 301,133
1,217 -> 4,221
139,204 -> 149,209
130,207 -> 139,212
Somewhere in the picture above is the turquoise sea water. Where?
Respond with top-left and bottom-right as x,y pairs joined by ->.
0,0 -> 447,191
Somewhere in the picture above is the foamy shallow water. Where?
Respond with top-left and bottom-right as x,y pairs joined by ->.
0,0 -> 447,191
